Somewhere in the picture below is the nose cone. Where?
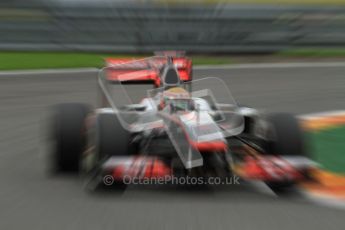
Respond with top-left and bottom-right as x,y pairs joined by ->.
191,141 -> 227,152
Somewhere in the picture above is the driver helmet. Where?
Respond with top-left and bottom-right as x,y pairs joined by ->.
160,87 -> 194,111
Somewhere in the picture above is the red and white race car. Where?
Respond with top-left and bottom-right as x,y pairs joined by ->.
48,52 -> 315,194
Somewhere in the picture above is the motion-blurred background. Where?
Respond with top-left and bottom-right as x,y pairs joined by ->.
1,1 -> 345,230
1,0 -> 345,53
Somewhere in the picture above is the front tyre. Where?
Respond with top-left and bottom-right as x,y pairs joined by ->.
49,103 -> 90,173
93,113 -> 134,190
267,113 -> 306,157
95,113 -> 134,160
265,113 -> 307,194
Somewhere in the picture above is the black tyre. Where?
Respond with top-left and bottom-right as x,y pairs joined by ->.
95,113 -> 134,160
267,113 -> 306,157
94,113 -> 134,190
265,113 -> 306,194
50,103 -> 90,173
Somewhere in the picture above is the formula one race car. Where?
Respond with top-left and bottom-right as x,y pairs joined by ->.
48,53 -> 315,194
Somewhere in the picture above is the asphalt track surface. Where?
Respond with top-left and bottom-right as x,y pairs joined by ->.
1,66 -> 345,230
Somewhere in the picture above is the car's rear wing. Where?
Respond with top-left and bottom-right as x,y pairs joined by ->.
105,54 -> 192,87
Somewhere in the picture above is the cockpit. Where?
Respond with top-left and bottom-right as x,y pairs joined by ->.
167,98 -> 195,112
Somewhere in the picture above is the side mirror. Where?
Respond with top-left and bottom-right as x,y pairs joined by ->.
122,104 -> 147,112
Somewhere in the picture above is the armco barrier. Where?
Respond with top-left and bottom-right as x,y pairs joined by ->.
1,2 -> 345,53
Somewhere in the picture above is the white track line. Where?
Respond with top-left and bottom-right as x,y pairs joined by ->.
194,62 -> 345,70
2,61 -> 345,76
0,67 -> 98,76
298,110 -> 345,120
302,191 -> 345,210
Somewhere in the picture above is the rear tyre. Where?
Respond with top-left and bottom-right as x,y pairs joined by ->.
265,113 -> 306,195
50,103 -> 90,173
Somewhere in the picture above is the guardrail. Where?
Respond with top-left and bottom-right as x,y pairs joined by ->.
1,3 -> 345,53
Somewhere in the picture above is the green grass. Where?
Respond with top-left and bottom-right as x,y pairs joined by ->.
0,52 -> 136,70
307,126 -> 345,174
3,49 -> 345,71
278,49 -> 345,57
0,52 -> 233,70
160,0 -> 345,5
